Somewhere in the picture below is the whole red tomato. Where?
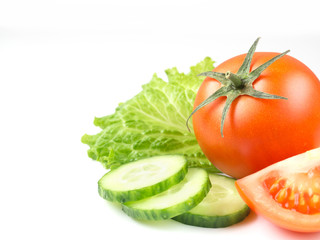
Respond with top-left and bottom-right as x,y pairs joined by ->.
192,40 -> 320,179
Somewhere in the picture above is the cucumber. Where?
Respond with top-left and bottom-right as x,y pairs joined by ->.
122,168 -> 211,220
173,173 -> 250,228
98,155 -> 187,203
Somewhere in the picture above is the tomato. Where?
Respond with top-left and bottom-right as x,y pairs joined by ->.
193,49 -> 320,179
235,148 -> 320,232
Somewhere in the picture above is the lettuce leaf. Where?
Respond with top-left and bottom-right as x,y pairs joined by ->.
82,57 -> 219,172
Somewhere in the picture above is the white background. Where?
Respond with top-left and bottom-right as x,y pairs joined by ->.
1,0 -> 320,239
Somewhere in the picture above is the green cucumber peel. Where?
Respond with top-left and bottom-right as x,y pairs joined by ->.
173,173 -> 250,228
122,168 -> 211,220
98,155 -> 188,203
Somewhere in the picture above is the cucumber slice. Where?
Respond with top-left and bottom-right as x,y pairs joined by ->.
122,168 -> 211,220
98,155 -> 187,203
173,174 -> 250,228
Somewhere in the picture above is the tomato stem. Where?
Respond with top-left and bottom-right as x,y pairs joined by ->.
187,38 -> 289,137
225,71 -> 243,89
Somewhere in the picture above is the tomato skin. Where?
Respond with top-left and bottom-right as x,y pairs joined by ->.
193,52 -> 320,179
235,148 -> 320,232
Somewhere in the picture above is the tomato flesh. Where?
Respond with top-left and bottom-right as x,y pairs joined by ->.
235,148 -> 320,232
264,167 -> 320,215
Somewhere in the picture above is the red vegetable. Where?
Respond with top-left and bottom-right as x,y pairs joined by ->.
191,38 -> 320,179
235,148 -> 320,232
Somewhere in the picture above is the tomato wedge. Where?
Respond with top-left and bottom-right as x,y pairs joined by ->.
235,148 -> 320,232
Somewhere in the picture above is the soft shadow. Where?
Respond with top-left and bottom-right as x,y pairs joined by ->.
136,210 -> 258,231
104,201 -> 181,230
130,217 -> 184,230
230,210 -> 258,229
271,224 -> 320,240
104,200 -> 122,209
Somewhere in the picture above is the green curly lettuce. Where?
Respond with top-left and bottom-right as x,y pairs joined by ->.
82,57 -> 219,172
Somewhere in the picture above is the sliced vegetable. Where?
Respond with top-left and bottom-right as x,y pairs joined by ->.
173,173 -> 250,228
98,155 -> 187,203
81,57 -> 219,172
236,148 -> 320,232
122,168 -> 211,220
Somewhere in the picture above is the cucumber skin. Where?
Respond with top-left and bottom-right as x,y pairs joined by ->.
121,174 -> 212,220
98,160 -> 188,203
173,205 -> 250,228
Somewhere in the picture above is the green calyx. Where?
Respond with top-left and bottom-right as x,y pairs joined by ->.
187,38 -> 289,137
